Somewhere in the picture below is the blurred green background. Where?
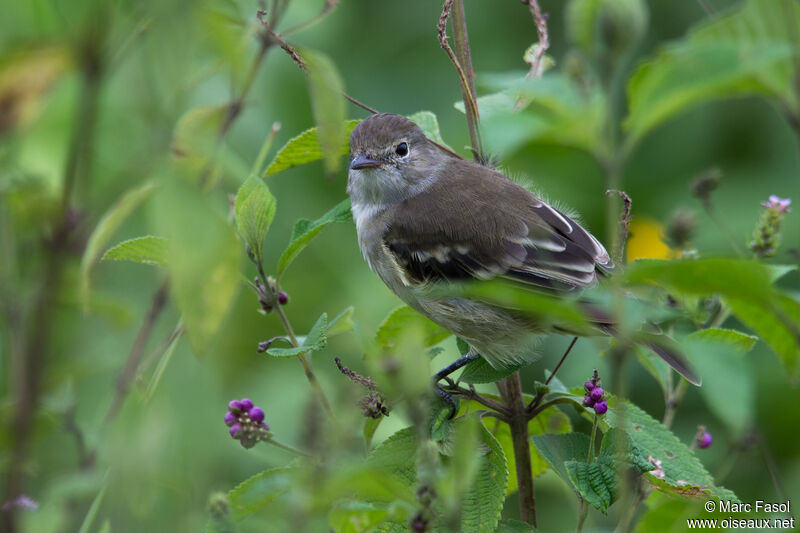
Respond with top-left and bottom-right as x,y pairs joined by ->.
1,0 -> 799,531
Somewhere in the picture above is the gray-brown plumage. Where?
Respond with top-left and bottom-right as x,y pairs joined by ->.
347,113 -> 699,385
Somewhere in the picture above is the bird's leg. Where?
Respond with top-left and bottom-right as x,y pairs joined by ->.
433,348 -> 481,418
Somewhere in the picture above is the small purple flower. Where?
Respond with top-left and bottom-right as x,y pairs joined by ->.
228,400 -> 243,413
583,394 -> 595,407
229,423 -> 242,438
761,195 -> 792,213
278,291 -> 289,305
698,432 -> 712,449
1,495 -> 38,511
584,381 -> 595,392
224,412 -> 236,426
249,407 -> 265,423
240,398 -> 254,412
594,400 -> 608,415
590,387 -> 604,402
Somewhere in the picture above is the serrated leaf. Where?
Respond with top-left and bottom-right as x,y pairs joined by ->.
365,427 -> 418,485
329,500 -> 389,533
154,178 -> 241,355
625,0 -> 800,146
277,198 -> 352,278
459,357 -> 526,384
80,182 -> 155,309
375,306 -> 451,349
603,399 -> 737,501
228,466 -> 295,521
495,518 -> 537,532
304,49 -> 346,174
564,428 -> 652,514
234,174 -> 276,263
102,236 -> 168,266
407,111 -> 452,150
328,306 -> 356,337
265,120 -> 360,175
267,313 -> 327,357
457,424 -> 508,533
531,432 -> 591,489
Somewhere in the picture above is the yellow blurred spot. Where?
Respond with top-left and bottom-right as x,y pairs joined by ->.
626,218 -> 676,262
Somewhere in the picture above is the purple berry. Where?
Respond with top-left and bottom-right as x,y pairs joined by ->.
590,387 -> 604,402
224,412 -> 237,426
584,380 -> 595,392
229,423 -> 242,438
594,401 -> 608,415
228,400 -> 243,413
249,407 -> 265,423
698,432 -> 712,449
583,394 -> 595,407
240,398 -> 254,411
278,291 -> 289,305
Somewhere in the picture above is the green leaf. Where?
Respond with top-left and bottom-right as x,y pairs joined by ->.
304,49 -> 346,174
328,306 -> 356,337
329,500 -> 389,533
267,313 -> 327,357
234,174 -> 276,264
363,416 -> 383,450
102,236 -> 168,266
685,330 -> 754,435
459,357 -> 526,385
727,294 -> 800,379
171,104 -> 227,178
154,178 -> 241,355
375,306 -> 451,350
465,73 -> 608,159
265,120 -> 360,175
625,258 -> 775,305
687,328 -> 757,354
495,519 -> 537,532
603,399 -> 737,501
277,198 -> 352,278
564,460 -> 617,514
80,182 -> 155,309
625,0 -> 800,146
531,432 -> 591,489
457,424 -> 508,533
407,111 -> 453,150
365,427 -> 418,485
564,429 -> 653,514
228,466 -> 295,521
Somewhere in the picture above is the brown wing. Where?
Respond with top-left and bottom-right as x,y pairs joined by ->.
384,159 -> 612,292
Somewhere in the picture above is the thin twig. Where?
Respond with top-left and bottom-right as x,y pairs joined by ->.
256,10 -> 379,116
438,0 -> 483,160
606,189 -> 632,264
526,336 -> 578,413
524,0 -> 549,79
443,383 -> 513,420
105,281 -> 169,423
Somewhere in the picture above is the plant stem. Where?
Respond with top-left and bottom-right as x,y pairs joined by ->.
577,500 -> 589,532
265,437 -> 312,457
451,0 -> 483,161
256,263 -> 335,419
588,413 -> 599,463
498,372 -> 537,527
662,378 -> 688,429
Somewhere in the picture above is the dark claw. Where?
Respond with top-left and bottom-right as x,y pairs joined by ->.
434,382 -> 458,419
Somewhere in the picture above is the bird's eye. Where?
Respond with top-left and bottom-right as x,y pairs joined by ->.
395,142 -> 409,157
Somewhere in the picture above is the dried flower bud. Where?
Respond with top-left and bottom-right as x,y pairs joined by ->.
665,209 -> 697,250
691,168 -> 722,207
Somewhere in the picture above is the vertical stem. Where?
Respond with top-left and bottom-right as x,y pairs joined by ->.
498,372 -> 537,527
451,0 -> 483,161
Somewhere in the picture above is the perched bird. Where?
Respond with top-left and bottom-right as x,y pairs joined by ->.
347,113 -> 699,398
